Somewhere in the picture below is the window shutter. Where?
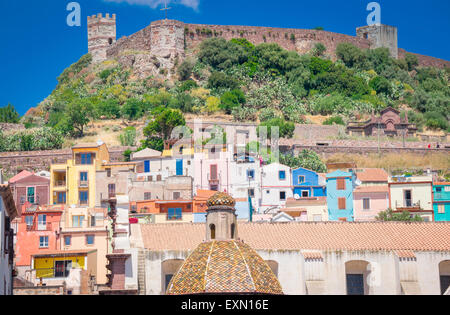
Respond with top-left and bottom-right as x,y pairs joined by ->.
337,178 -> 346,190
338,198 -> 346,210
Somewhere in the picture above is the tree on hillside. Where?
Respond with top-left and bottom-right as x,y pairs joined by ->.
312,43 -> 327,57
0,104 -> 20,123
177,59 -> 195,81
280,150 -> 327,173
335,43 -> 365,69
121,98 -> 145,120
56,99 -> 94,137
220,89 -> 246,114
376,208 -> 424,222
405,53 -> 419,71
198,38 -> 249,70
142,108 -> 186,151
257,118 -> 295,140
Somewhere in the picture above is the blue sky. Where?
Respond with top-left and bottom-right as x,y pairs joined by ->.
0,0 -> 449,115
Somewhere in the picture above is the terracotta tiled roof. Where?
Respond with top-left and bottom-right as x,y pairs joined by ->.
140,222 -> 450,252
280,210 -> 305,218
354,185 -> 389,194
195,190 -> 217,199
9,170 -> 33,183
302,252 -> 323,260
395,250 -> 416,259
434,182 -> 450,186
166,240 -> 283,295
356,168 -> 389,182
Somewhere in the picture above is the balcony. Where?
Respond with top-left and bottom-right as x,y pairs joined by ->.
395,200 -> 421,211
26,222 -> 52,232
54,180 -> 66,188
79,180 -> 89,188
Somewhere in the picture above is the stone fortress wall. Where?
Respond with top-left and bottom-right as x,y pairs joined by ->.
89,15 -> 450,70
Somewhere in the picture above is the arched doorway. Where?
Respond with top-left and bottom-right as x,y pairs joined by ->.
345,260 -> 371,295
161,259 -> 184,294
439,260 -> 450,295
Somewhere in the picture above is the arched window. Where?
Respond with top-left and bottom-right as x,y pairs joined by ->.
108,38 -> 113,45
230,223 -> 235,239
439,260 -> 450,295
345,260 -> 370,295
210,224 -> 216,240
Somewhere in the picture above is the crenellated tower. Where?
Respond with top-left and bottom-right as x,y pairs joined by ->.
356,24 -> 398,59
87,13 -> 117,63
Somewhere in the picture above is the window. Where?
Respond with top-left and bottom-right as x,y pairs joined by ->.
64,236 -> 71,246
173,192 -> 181,200
106,169 -> 111,178
38,214 -> 47,230
86,235 -> 95,245
247,169 -> 255,180
55,261 -> 72,278
298,176 -> 305,184
301,191 -> 309,198
445,186 -> 450,192
144,192 -> 152,200
56,192 -> 66,204
248,189 -> 255,198
438,204 -> 446,214
338,198 -> 346,210
157,175 -> 162,181
210,224 -> 216,240
108,184 -> 116,198
279,171 -> 286,180
81,153 -> 92,165
404,190 -> 412,207
266,190 -> 270,194
27,187 -> 35,204
280,191 -> 286,201
168,208 -> 182,221
337,178 -> 346,190
363,198 -> 371,210
79,191 -> 89,205
90,215 -> 96,227
39,236 -> 49,248
72,215 -> 85,228
25,216 -> 33,227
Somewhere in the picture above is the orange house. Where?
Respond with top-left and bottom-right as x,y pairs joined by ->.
15,205 -> 64,276
193,190 -> 217,213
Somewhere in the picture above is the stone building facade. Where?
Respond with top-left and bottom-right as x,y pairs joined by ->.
87,14 -> 117,63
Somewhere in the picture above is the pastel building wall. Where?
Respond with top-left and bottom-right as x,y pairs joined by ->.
292,167 -> 326,198
353,186 -> 389,222
433,183 -> 450,222
327,170 -> 355,222
260,163 -> 293,213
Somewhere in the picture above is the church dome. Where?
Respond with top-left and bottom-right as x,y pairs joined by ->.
206,191 -> 236,208
166,240 -> 283,295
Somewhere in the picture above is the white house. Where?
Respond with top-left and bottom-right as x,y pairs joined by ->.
260,163 -> 293,213
0,184 -> 18,295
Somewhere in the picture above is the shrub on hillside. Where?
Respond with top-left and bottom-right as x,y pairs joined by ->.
323,116 -> 345,126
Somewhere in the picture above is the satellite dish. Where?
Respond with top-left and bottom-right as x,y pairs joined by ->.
294,194 -> 300,200
355,179 -> 362,186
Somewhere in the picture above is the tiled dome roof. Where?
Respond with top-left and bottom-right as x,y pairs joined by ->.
206,191 -> 236,208
166,240 -> 283,295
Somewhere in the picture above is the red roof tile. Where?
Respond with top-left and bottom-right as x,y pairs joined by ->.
354,185 -> 389,194
9,170 -> 33,183
140,222 -> 450,252
356,168 -> 389,182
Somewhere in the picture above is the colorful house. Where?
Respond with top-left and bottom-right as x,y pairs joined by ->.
260,163 -> 293,213
14,205 -> 63,278
388,176 -> 434,221
50,142 -> 110,208
292,167 -> 326,198
353,186 -> 389,222
281,197 -> 328,222
130,199 -> 194,224
0,184 -> 18,295
433,182 -> 450,222
327,170 -> 355,222
355,168 -> 388,187
59,207 -> 110,284
9,170 -> 50,217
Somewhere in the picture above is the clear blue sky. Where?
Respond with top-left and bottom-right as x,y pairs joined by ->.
1,0 -> 449,115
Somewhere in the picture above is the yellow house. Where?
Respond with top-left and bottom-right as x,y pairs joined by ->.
50,142 -> 110,208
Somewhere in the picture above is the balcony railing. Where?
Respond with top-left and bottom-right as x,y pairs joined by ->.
26,222 -> 52,232
79,180 -> 89,188
395,200 -> 421,210
54,180 -> 66,188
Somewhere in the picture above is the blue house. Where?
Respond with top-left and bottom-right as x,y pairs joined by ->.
433,182 -> 450,222
326,170 -> 356,222
194,200 -> 252,223
292,167 -> 326,198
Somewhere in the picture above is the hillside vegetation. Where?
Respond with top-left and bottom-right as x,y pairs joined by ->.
1,38 -> 449,161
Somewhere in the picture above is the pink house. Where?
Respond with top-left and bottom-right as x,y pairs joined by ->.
193,148 -> 232,193
353,185 -> 389,221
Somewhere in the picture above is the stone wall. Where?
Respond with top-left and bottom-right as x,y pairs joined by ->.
0,123 -> 25,132
13,285 -> 65,295
0,146 -> 132,177
104,18 -> 449,70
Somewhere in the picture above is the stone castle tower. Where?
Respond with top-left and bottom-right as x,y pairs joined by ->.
87,14 -> 117,63
356,24 -> 398,59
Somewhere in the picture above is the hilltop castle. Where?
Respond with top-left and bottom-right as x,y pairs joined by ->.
87,15 -> 449,75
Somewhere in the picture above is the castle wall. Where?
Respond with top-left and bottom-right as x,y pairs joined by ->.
184,23 -> 371,58
102,18 -> 449,70
88,14 -> 117,63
